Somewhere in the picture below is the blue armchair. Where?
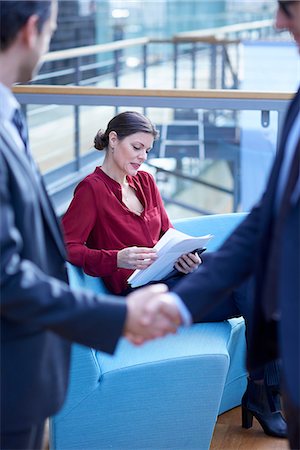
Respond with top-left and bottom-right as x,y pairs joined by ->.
50,213 -> 247,450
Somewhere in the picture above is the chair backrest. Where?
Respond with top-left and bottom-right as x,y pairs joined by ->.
66,263 -> 109,294
67,213 -> 247,286
173,212 -> 246,252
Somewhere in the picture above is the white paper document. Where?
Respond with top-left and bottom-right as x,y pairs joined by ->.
127,228 -> 213,288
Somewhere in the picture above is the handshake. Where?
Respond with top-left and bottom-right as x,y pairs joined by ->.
124,284 -> 184,345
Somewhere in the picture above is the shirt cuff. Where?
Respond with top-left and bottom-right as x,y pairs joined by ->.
168,292 -> 192,326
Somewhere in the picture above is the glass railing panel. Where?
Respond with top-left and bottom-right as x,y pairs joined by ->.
144,106 -> 279,217
15,87 -> 291,218
79,105 -> 116,157
27,104 -> 75,174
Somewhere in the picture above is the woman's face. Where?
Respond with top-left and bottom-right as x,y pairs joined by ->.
109,131 -> 154,176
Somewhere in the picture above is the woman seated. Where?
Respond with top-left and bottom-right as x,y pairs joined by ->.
62,111 -> 201,296
62,111 -> 286,439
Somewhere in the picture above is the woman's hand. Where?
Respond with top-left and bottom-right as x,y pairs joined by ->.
117,246 -> 157,270
174,251 -> 202,274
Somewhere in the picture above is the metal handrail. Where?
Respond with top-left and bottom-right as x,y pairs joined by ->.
42,37 -> 150,62
39,20 -> 274,64
13,85 -> 293,101
173,19 -> 274,41
145,161 -> 233,195
31,19 -> 279,90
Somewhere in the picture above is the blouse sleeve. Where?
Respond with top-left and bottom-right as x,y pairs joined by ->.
62,180 -> 119,277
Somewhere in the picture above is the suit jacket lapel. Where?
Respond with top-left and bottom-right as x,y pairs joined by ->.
0,123 -> 66,259
279,87 -> 300,147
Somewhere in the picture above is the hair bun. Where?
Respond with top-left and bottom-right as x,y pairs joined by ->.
94,130 -> 107,150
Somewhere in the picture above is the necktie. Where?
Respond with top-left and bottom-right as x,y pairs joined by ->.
12,108 -> 29,155
262,139 -> 300,321
12,107 -> 42,181
12,108 -> 64,258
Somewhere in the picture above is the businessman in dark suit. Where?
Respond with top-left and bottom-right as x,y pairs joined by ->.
169,1 -> 300,448
0,2 -> 180,449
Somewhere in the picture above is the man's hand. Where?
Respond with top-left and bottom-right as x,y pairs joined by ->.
124,284 -> 182,345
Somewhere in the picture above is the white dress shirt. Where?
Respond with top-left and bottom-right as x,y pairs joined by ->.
0,82 -> 26,154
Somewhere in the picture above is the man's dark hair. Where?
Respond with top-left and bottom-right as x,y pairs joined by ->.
278,1 -> 296,19
0,1 -> 52,51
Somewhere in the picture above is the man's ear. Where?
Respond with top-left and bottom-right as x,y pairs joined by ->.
20,15 -> 40,49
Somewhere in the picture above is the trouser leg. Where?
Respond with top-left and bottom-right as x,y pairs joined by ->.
197,280 -> 283,386
194,280 -> 249,323
194,278 -> 286,437
283,389 -> 300,449
1,422 -> 45,450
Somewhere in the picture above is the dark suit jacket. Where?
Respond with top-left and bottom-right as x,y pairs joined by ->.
0,123 -> 127,431
173,87 -> 300,407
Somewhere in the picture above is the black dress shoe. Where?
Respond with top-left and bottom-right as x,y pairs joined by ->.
241,378 -> 287,438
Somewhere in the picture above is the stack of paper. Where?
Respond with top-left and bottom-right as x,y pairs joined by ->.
128,228 -> 213,288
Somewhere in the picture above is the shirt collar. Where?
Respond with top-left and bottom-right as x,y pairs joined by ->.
0,82 -> 20,122
96,167 -> 137,191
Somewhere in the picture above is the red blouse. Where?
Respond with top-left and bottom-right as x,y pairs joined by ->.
62,167 -> 173,294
